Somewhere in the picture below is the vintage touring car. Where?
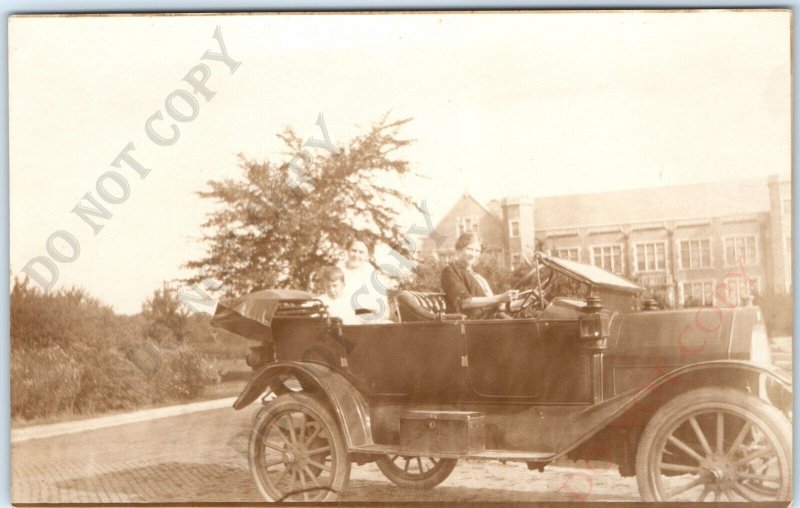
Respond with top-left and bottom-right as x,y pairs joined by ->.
212,253 -> 792,502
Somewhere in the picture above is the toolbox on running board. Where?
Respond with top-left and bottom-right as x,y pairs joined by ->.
400,410 -> 485,455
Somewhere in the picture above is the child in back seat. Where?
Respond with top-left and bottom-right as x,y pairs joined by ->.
317,265 -> 393,324
317,265 -> 361,324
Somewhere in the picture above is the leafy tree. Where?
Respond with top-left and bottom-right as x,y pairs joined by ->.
141,283 -> 189,328
402,258 -> 443,292
185,115 -> 420,294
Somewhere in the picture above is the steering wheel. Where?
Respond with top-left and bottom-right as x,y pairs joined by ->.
508,263 -> 552,317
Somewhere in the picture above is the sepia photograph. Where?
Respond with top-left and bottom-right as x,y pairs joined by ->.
8,9 -> 793,504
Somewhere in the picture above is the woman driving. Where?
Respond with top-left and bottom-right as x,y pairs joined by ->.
441,232 -> 520,319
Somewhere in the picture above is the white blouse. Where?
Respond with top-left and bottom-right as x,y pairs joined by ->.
340,263 -> 391,320
317,293 -> 360,325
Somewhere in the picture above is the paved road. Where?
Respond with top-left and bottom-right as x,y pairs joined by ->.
12,402 -> 640,503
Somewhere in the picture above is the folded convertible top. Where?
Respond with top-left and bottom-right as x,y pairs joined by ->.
211,288 -> 320,341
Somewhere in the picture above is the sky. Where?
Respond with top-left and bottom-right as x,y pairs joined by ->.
8,10 -> 791,314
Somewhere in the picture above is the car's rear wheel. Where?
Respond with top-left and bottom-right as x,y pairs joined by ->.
636,387 -> 791,502
376,455 -> 457,489
249,393 -> 350,502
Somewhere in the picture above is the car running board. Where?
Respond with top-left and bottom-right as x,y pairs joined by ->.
351,444 -> 555,463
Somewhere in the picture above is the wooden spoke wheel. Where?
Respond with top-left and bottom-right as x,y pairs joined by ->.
636,387 -> 791,502
248,393 -> 350,502
376,455 -> 457,489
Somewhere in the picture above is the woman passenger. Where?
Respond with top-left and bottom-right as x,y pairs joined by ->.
340,238 -> 392,320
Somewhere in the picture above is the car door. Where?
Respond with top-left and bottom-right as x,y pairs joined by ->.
464,318 -> 591,403
343,323 -> 411,397
403,320 -> 470,401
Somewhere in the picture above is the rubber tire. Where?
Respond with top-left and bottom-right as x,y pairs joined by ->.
248,393 -> 351,502
376,455 -> 457,489
635,386 -> 792,502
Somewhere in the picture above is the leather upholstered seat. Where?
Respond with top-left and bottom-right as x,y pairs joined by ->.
394,291 -> 465,322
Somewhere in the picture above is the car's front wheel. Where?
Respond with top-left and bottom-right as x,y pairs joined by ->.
248,393 -> 350,502
376,455 -> 457,489
636,386 -> 791,502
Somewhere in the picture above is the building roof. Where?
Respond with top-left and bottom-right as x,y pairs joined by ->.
439,193 -> 501,223
534,178 -> 776,231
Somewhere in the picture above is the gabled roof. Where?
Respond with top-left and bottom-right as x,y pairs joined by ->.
434,193 -> 503,231
428,193 -> 506,252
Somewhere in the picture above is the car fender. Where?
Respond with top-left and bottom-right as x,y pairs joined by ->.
556,360 -> 791,457
641,359 -> 791,394
610,359 -> 792,425
233,361 -> 373,449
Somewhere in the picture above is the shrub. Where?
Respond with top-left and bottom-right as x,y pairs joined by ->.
10,278 -> 221,421
152,349 -> 221,400
11,345 -> 81,420
71,345 -> 153,414
403,258 -> 444,292
10,278 -> 117,351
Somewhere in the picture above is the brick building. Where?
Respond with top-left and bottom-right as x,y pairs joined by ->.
421,175 -> 792,307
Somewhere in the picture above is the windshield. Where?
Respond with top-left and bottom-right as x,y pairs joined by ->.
543,256 -> 643,293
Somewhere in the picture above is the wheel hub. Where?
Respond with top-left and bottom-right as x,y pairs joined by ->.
702,455 -> 735,484
699,453 -> 749,498
283,443 -> 310,467
707,466 -> 724,482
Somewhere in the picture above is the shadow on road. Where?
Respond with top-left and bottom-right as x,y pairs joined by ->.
56,462 -> 262,502
344,478 -> 631,502
49,461 -> 634,503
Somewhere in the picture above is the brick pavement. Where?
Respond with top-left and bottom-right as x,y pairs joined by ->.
12,403 -> 640,503
12,404 -> 263,503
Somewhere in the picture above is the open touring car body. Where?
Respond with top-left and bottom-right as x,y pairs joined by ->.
213,255 -> 792,502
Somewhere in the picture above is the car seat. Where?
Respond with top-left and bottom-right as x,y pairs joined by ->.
393,290 -> 465,322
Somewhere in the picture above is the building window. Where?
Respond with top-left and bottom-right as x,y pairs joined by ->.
679,239 -> 711,269
509,220 -> 520,238
682,281 -> 714,307
635,242 -> 666,272
784,198 -> 791,215
458,217 -> 478,236
724,236 -> 757,266
591,245 -> 623,272
717,278 -> 758,306
555,247 -> 579,262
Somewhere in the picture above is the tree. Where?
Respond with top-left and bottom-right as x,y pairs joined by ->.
185,115 -> 421,294
141,283 -> 189,328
